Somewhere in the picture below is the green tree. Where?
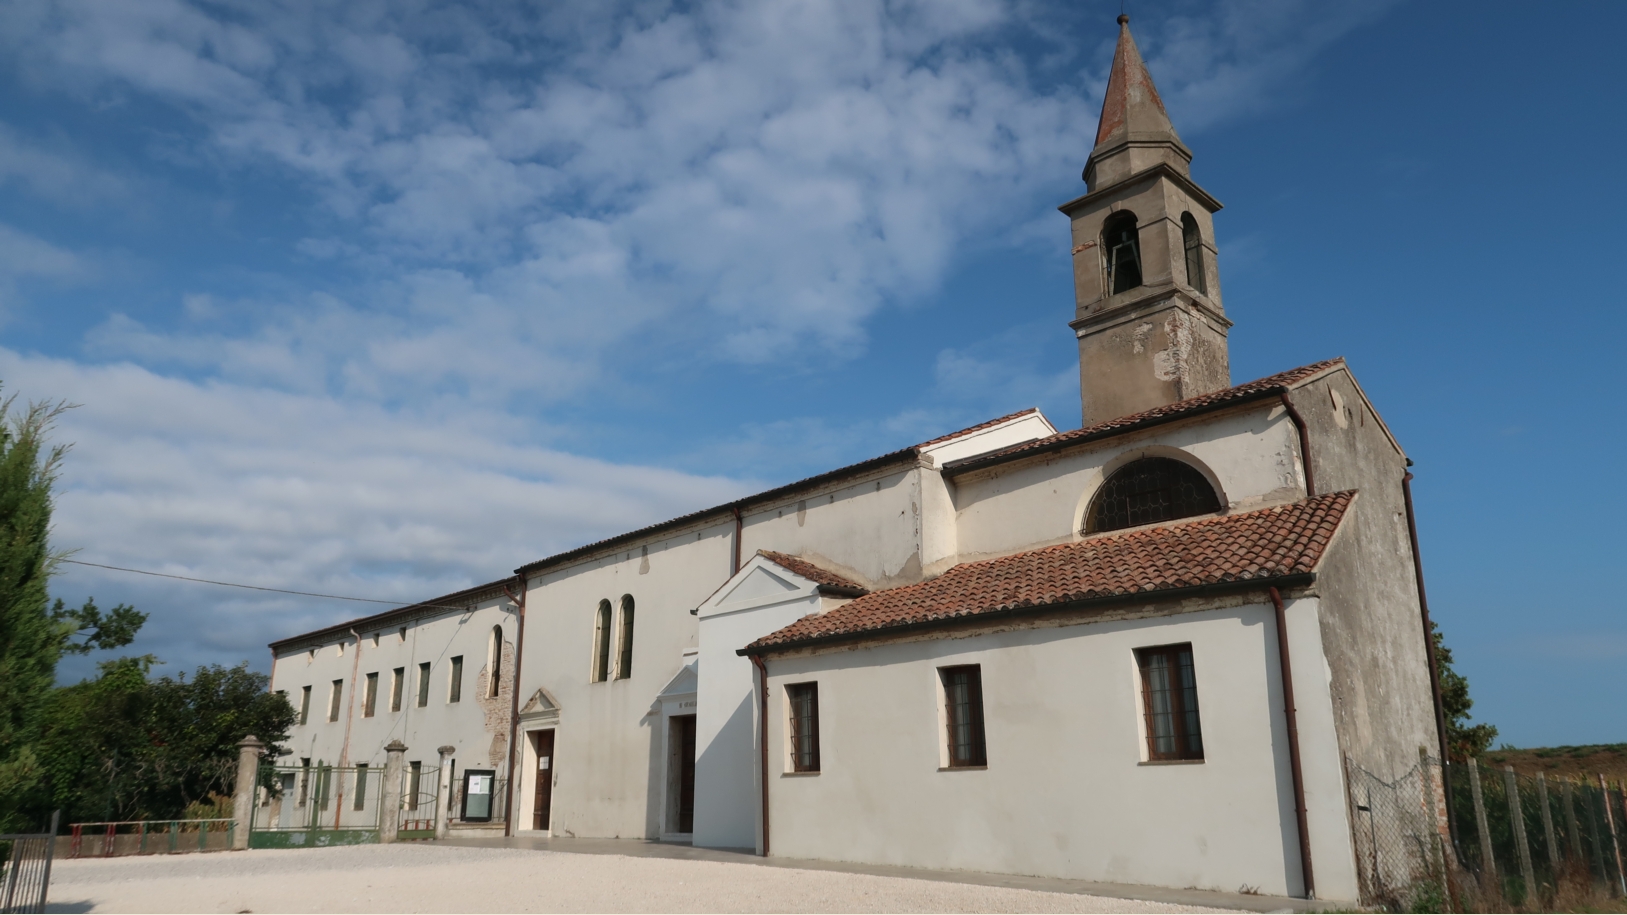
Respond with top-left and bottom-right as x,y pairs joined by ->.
1433,621 -> 1497,761
0,397 -> 146,830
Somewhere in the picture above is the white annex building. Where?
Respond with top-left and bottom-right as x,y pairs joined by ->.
269,17 -> 1448,903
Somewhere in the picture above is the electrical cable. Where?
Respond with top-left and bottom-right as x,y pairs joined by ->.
60,558 -> 479,612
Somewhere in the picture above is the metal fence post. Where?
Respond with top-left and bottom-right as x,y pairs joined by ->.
1537,772 -> 1560,874
1602,774 -> 1626,896
1469,760 -> 1496,877
1506,766 -> 1535,897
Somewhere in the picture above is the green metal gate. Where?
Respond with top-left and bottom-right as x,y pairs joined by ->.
249,763 -> 436,848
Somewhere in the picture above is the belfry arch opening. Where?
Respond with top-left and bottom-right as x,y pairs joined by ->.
1102,211 -> 1142,294
1085,457 -> 1222,533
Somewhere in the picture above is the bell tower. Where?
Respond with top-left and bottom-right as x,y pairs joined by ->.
1062,15 -> 1231,425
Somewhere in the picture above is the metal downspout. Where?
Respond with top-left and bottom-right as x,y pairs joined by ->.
749,654 -> 770,857
336,627 -> 363,829
1269,586 -> 1315,899
1404,470 -> 1457,849
501,576 -> 528,837
1278,392 -> 1315,497
732,506 -> 744,574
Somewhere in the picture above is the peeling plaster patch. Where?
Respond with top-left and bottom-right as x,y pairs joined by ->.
1331,388 -> 1349,429
474,640 -> 516,767
1131,322 -> 1153,353
1152,313 -> 1192,382
639,545 -> 650,575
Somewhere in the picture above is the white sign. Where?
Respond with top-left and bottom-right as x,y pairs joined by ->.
469,775 -> 492,795
539,759 -> 550,770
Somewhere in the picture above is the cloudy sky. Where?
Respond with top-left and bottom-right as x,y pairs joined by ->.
2,0 -> 1623,747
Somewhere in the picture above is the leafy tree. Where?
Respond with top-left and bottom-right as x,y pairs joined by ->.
1432,621 -> 1497,761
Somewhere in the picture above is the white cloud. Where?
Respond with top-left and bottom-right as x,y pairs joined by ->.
0,348 -> 755,676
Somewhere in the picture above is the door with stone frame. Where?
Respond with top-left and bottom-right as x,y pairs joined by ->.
531,729 -> 555,831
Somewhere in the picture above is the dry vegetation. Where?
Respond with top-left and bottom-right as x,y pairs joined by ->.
1485,744 -> 1627,783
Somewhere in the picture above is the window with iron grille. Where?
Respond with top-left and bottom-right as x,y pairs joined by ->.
1137,644 -> 1204,761
786,682 -> 820,772
363,672 -> 378,718
940,665 -> 987,768
1102,211 -> 1143,294
1181,212 -> 1207,295
417,662 -> 431,707
1086,457 -> 1221,533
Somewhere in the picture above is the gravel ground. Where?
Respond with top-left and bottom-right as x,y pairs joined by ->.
49,844 -> 1236,913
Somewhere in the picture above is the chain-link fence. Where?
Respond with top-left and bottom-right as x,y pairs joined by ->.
1349,754 -> 1627,910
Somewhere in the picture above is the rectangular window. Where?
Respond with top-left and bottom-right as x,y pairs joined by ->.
417,662 -> 431,707
1137,643 -> 1204,761
363,672 -> 378,718
940,665 -> 987,768
328,679 -> 343,722
298,758 -> 311,807
449,656 -> 463,703
298,685 -> 311,726
390,668 -> 404,713
786,682 -> 820,772
354,763 -> 368,810
407,761 -> 421,811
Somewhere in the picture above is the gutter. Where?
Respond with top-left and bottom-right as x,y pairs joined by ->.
1269,586 -> 1316,899
741,573 -> 1317,658
1403,470 -> 1456,847
501,576 -> 527,838
749,654 -> 771,857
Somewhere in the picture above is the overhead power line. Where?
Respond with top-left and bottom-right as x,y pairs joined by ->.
61,559 -> 489,613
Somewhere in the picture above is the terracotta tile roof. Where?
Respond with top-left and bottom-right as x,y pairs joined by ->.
758,551 -> 868,595
915,408 -> 1040,448
944,359 -> 1344,474
744,490 -> 1355,653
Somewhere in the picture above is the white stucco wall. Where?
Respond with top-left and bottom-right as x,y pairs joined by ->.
760,600 -> 1357,900
950,405 -> 1304,564
270,591 -> 519,802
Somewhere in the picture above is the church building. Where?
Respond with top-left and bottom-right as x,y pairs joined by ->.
269,16 -> 1445,904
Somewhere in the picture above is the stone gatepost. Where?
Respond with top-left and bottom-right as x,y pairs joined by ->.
380,740 -> 407,844
434,746 -> 456,840
231,735 -> 265,850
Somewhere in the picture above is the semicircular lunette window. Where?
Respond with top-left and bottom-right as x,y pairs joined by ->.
1086,457 -> 1221,534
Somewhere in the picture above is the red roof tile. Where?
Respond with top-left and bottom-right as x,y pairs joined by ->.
945,359 -> 1343,474
758,551 -> 868,595
745,490 -> 1355,653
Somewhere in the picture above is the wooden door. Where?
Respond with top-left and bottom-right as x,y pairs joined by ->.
532,730 -> 555,831
675,715 -> 697,833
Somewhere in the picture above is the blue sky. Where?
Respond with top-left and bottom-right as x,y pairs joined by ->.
2,0 -> 1622,748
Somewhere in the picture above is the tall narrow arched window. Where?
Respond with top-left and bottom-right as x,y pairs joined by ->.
615,595 -> 635,680
1181,212 -> 1207,295
488,625 -> 503,698
1102,211 -> 1143,294
592,600 -> 612,682
1086,457 -> 1221,533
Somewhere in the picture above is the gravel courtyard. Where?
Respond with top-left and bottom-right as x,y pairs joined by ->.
48,843 -> 1241,913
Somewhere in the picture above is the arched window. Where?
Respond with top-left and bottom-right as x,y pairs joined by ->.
488,625 -> 503,697
592,600 -> 612,682
1102,211 -> 1142,294
1181,212 -> 1206,295
615,595 -> 635,680
1086,457 -> 1221,533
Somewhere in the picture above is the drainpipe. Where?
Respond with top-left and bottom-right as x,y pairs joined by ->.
1278,392 -> 1315,497
501,576 -> 528,837
749,653 -> 770,857
1269,586 -> 1315,899
336,627 -> 363,829
1403,470 -> 1456,848
732,506 -> 744,574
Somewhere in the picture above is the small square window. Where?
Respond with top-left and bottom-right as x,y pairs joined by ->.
786,683 -> 820,773
940,665 -> 987,768
1136,643 -> 1204,761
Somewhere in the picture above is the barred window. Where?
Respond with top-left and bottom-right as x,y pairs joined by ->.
1137,644 -> 1204,761
1087,457 -> 1220,533
787,683 -> 820,772
941,666 -> 987,768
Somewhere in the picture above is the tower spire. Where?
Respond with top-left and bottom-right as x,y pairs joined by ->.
1084,15 -> 1191,191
